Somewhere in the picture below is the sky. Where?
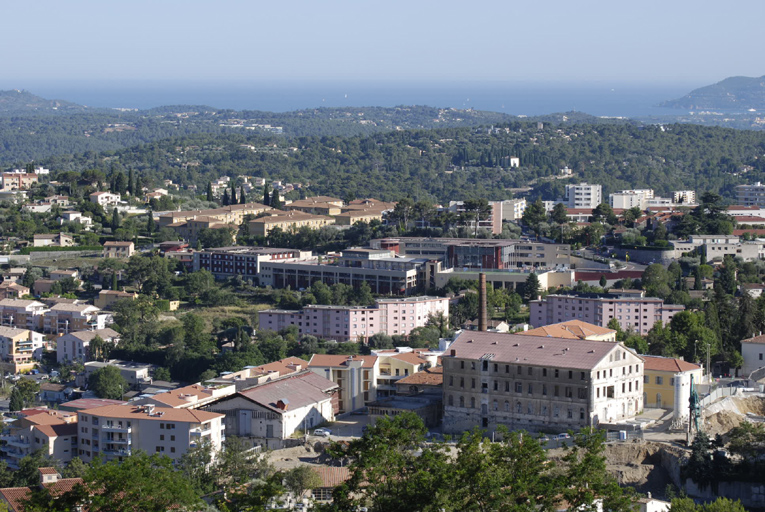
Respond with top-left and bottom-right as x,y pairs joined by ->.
2,0 -> 764,87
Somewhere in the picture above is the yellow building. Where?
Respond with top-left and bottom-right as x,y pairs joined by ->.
521,319 -> 617,342
375,350 -> 429,397
157,201 -> 271,228
248,211 -> 334,237
334,208 -> 388,226
94,290 -> 138,310
642,355 -> 702,409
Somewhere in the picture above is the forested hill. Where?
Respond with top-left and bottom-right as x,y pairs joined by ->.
42,121 -> 765,203
661,75 -> 765,110
0,89 -> 90,113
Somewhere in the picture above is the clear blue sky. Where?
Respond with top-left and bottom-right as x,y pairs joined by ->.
4,0 -> 764,85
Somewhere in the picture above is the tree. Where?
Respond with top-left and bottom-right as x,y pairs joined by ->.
222,189 -> 230,206
215,436 -> 275,487
368,333 -> 394,349
271,189 -> 282,209
111,208 -> 120,231
26,452 -> 203,512
524,272 -> 541,302
153,367 -> 172,382
9,387 -> 23,412
390,197 -> 415,232
522,198 -> 547,235
62,457 -> 88,479
551,202 -> 568,224
178,438 -> 216,495
206,182 -> 214,202
239,186 -> 247,204
15,380 -> 39,407
145,211 -> 155,234
670,497 -> 747,512
88,365 -> 128,399
263,184 -> 271,206
284,466 -> 323,499
599,275 -> 608,288
197,227 -> 235,249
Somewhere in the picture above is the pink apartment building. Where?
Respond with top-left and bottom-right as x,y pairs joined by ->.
259,296 -> 449,342
529,294 -> 684,335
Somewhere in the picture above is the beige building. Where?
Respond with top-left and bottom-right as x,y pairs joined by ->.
102,241 -> 134,258
642,356 -> 702,409
0,282 -> 29,300
157,201 -> 271,228
0,299 -> 48,331
0,410 -> 78,468
94,290 -> 137,309
308,354 -> 379,413
442,331 -> 644,434
136,383 -> 236,409
77,403 -> 225,462
334,208 -> 389,226
287,198 -> 344,216
0,326 -> 45,373
167,216 -> 238,244
374,349 -> 430,397
521,320 -> 617,342
32,233 -> 74,248
44,303 -> 107,334
248,210 -> 334,237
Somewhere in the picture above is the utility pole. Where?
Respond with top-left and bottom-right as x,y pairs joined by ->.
706,342 -> 711,384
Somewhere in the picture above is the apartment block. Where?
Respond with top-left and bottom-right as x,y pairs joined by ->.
529,293 -> 684,335
194,246 -> 312,282
0,410 -> 78,468
44,303 -> 108,334
259,296 -> 448,342
609,189 -> 654,210
736,183 -> 765,207
444,201 -> 503,235
0,327 -> 45,373
158,201 -> 272,228
565,183 -> 602,209
0,299 -> 48,331
308,354 -> 379,413
500,198 -> 527,221
442,331 -> 645,434
77,403 -> 225,463
166,216 -> 238,244
248,210 -> 334,237
1,172 -> 38,191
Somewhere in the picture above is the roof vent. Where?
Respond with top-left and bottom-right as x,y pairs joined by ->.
491,341 -> 498,345
513,343 -> 519,347
467,339 -> 473,343
538,345 -> 544,349
589,350 -> 595,353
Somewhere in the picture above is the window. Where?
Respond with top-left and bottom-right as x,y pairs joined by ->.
517,365 -> 522,374
543,368 -> 547,377
644,375 -> 649,384
622,383 -> 626,393
460,361 -> 465,369
493,400 -> 498,411
160,435 -> 164,441
515,382 -> 522,393
516,402 -> 522,413
448,395 -> 454,406
470,397 -> 476,409
567,409 -> 573,419
542,384 -> 547,396
578,388 -> 587,399
568,370 -> 573,379
494,363 -> 498,372
505,381 -> 510,392
171,447 -> 176,453
580,372 -> 585,380
504,401 -> 510,412
459,396 -> 465,407
670,378 -> 675,386
554,385 -> 560,397
555,369 -> 559,378
565,387 -> 572,398
606,386 -> 615,398
528,367 -> 533,376
471,378 -> 476,389
527,384 -> 533,394
494,381 -> 498,391
170,435 -> 175,441
156,446 -> 165,452
471,362 -> 476,370
656,376 -> 663,385
460,378 -> 464,388
449,376 -> 454,386
505,365 -> 510,373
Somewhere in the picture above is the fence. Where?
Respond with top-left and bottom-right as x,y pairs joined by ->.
699,386 -> 740,408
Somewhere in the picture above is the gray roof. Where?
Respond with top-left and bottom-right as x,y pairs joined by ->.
50,303 -> 99,313
60,328 -> 120,342
238,371 -> 338,413
0,326 -> 29,337
448,331 -> 627,371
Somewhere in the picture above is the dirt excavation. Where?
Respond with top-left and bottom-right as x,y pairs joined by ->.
703,395 -> 765,437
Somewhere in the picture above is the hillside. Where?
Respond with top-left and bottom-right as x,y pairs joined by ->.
0,89 -> 90,113
660,75 -> 765,110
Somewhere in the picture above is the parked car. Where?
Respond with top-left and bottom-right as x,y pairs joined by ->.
313,428 -> 331,437
556,433 -> 571,440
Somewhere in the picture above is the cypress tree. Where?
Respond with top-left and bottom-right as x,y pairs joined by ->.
222,189 -> 230,206
111,208 -> 121,230
240,186 -> 246,204
128,169 -> 135,196
206,182 -> 214,202
9,388 -> 23,412
263,184 -> 270,206
146,211 -> 155,234
112,271 -> 118,291
271,189 -> 282,209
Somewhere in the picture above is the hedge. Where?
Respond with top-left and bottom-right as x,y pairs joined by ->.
19,245 -> 103,255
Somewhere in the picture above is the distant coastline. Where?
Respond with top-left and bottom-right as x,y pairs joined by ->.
3,81 -> 695,117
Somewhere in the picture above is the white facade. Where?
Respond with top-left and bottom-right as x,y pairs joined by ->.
741,335 -> 765,377
500,198 -> 527,221
609,189 -> 653,210
673,190 -> 696,205
89,192 -> 121,207
56,328 -> 121,364
77,404 -> 225,463
736,183 -> 765,207
565,183 -> 602,209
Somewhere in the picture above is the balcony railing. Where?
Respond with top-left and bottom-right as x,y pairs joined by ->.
102,448 -> 131,457
102,425 -> 131,433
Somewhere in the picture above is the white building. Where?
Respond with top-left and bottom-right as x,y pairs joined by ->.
609,189 -> 654,210
309,354 -> 379,413
77,403 -> 225,462
500,198 -> 527,221
89,191 -> 122,208
736,183 -> 765,207
673,190 -> 696,205
204,371 -> 338,449
58,211 -> 93,229
565,183 -> 602,209
741,333 -> 765,377
442,331 -> 645,435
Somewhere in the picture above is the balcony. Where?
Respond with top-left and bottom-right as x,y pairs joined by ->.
102,425 -> 131,433
105,436 -> 131,444
1,436 -> 30,448
102,448 -> 131,457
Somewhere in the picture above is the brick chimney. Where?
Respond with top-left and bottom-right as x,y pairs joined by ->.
478,273 -> 488,331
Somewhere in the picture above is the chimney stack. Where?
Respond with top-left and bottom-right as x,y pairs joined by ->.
478,273 -> 488,332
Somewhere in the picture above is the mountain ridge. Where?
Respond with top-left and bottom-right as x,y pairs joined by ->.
660,75 -> 765,110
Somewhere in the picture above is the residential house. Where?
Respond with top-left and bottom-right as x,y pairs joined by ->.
740,333 -> 765,377
32,233 -> 74,248
38,383 -> 71,404
642,356 -> 703,409
0,468 -> 84,512
308,354 -> 379,413
204,371 -> 338,449
0,282 -> 29,300
208,356 -> 308,390
49,270 -> 79,282
310,467 -> 351,503
56,328 -> 121,364
102,241 -> 134,259
45,195 -> 71,207
58,211 -> 93,229
89,191 -> 121,207
94,290 -> 137,309
77,403 -> 225,463
442,331 -> 645,434
84,360 -> 154,388
374,349 -> 430,397
395,366 -> 444,397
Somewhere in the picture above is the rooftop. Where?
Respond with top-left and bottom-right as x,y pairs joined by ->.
238,371 -> 338,412
80,404 -> 224,423
642,355 -> 702,373
309,354 -> 377,369
395,366 -> 444,386
521,320 -> 616,340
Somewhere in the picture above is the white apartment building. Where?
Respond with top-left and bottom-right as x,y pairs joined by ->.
442,331 -> 645,435
673,190 -> 696,205
565,183 -> 602,209
500,198 -> 527,221
609,189 -> 654,209
0,326 -> 45,369
0,299 -> 48,331
77,403 -> 225,463
44,303 -> 108,334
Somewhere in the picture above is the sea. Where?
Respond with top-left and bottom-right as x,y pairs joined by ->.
15,80 -> 696,118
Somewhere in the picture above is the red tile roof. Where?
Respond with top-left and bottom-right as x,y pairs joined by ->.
642,355 -> 701,373
395,367 -> 444,386
521,320 -> 616,340
0,487 -> 31,512
309,354 -> 377,369
742,334 -> 765,345
312,466 -> 350,488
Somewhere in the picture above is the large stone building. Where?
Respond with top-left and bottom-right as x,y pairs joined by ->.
442,331 -> 644,434
530,293 -> 684,335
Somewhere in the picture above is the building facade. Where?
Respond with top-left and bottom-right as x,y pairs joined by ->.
565,183 -> 602,209
530,293 -> 684,335
442,331 -> 644,434
56,328 -> 121,364
641,356 -> 703,409
308,354 -> 379,413
194,246 -> 312,282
